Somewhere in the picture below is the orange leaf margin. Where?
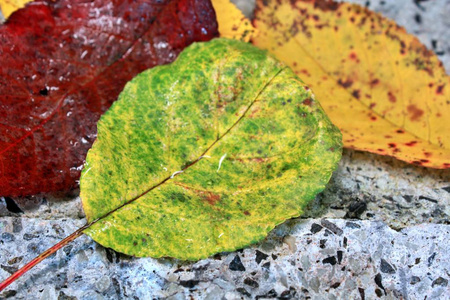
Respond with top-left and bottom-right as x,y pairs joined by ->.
253,0 -> 450,168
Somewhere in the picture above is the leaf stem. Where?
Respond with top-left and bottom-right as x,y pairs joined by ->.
0,66 -> 287,293
0,226 -> 85,292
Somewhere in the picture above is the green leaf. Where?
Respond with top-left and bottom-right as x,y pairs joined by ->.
80,38 -> 342,260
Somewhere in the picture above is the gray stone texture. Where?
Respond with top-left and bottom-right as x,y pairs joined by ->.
1,0 -> 449,299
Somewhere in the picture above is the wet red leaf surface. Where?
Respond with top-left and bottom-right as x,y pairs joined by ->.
0,0 -> 218,197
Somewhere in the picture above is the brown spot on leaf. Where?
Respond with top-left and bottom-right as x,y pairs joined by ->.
387,91 -> 396,103
404,141 -> 417,147
388,143 -> 396,148
349,52 -> 358,60
174,183 -> 220,206
244,211 -> 250,216
299,69 -> 311,76
203,192 -> 220,206
384,135 -> 392,139
424,152 -> 432,158
396,129 -> 405,134
338,78 -> 353,88
302,98 -> 313,106
314,1 -> 340,11
352,90 -> 360,99
407,105 -> 424,121
370,79 -> 380,87
369,102 -> 376,109
436,84 -> 445,95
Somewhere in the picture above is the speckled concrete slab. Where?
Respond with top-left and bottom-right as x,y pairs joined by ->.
0,217 -> 449,299
0,0 -> 449,299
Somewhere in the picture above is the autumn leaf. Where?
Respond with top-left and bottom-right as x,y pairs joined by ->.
253,0 -> 450,168
0,0 -> 257,41
0,38 -> 341,290
211,0 -> 257,42
0,0 -> 28,19
0,0 -> 218,197
80,38 -> 342,259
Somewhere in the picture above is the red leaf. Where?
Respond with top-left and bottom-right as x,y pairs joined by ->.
0,0 -> 218,197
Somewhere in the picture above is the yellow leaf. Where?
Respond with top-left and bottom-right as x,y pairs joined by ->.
253,0 -> 450,168
0,0 -> 31,19
211,0 -> 257,42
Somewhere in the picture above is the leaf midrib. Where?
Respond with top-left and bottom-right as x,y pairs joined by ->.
82,66 -> 287,232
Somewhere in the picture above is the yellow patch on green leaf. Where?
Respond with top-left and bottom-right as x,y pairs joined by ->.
253,0 -> 450,168
80,39 -> 342,260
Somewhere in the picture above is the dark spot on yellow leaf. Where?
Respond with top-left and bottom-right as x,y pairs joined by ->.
351,90 -> 360,99
349,52 -> 358,60
385,135 -> 392,139
299,69 -> 311,76
370,79 -> 380,87
396,129 -> 405,134
407,105 -> 424,121
387,91 -> 396,103
313,1 -> 340,12
244,211 -> 250,216
338,78 -> 353,88
405,141 -> 417,147
388,143 -> 396,148
369,103 -> 376,109
436,84 -> 445,95
424,152 -> 432,158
